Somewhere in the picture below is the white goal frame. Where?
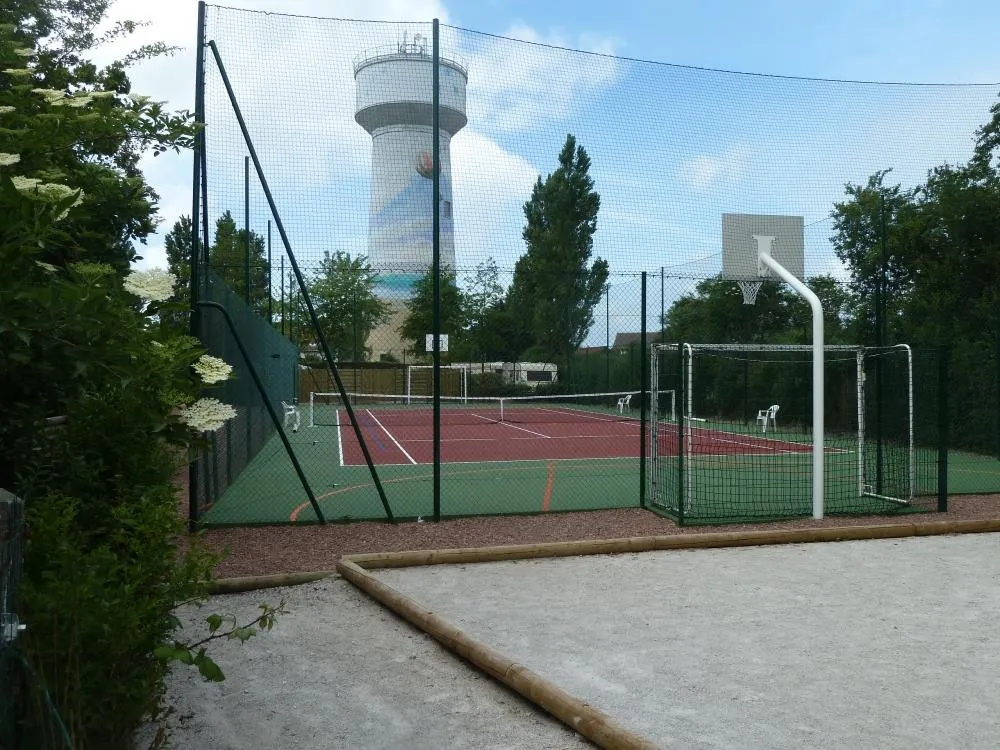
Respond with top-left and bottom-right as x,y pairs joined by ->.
405,364 -> 468,404
649,342 -> 914,518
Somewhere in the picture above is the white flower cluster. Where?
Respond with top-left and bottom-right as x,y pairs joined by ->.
0,153 -> 19,166
13,48 -> 33,57
3,68 -> 30,78
192,355 -> 233,384
31,88 -> 66,104
0,106 -> 14,114
10,176 -> 85,219
123,268 -> 176,303
178,398 -> 236,432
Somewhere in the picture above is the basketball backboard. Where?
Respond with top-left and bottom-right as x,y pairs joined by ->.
722,213 -> 804,281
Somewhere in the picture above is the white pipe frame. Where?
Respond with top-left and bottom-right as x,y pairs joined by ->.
756,238 -> 825,520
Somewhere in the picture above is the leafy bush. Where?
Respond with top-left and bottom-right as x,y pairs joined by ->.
0,14 -> 259,749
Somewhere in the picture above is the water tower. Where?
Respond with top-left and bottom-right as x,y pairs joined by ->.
354,33 -> 468,298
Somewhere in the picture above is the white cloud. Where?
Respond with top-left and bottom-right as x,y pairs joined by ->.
680,144 -> 755,194
452,23 -> 621,134
451,128 -> 539,271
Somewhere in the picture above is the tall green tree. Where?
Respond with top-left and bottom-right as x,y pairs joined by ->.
161,213 -> 193,332
512,134 -> 608,366
399,267 -> 466,357
830,170 -> 916,344
208,210 -> 271,315
308,251 -> 391,361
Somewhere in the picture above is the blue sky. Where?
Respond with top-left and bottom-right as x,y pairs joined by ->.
95,0 -> 1000,344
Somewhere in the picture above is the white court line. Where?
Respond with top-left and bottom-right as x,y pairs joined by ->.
365,409 -> 418,465
470,412 -> 551,438
336,409 -> 344,467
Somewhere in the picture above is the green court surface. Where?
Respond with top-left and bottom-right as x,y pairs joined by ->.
197,428 -> 639,525
195,426 -> 1000,527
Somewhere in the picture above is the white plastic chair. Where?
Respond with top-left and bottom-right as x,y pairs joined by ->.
281,400 -> 300,433
616,393 -> 633,414
756,404 -> 779,433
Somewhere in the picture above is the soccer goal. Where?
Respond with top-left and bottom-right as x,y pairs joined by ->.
405,364 -> 469,403
648,342 -> 920,524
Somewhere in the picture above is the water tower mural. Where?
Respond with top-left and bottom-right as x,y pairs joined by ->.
354,33 -> 469,298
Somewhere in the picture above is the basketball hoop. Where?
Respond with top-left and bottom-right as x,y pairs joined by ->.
737,280 -> 762,305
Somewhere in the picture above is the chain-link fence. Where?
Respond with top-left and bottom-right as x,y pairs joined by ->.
185,4 -> 1000,526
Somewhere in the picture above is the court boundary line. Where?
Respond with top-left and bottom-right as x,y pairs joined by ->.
336,408 -> 344,467
366,409 -> 417,465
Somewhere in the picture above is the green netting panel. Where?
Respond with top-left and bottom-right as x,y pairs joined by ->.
192,272 -> 300,520
649,344 -> 943,524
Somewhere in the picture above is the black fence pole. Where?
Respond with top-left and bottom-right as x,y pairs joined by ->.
432,19 -> 442,522
188,0 -> 207,532
639,272 -> 648,508
206,39 -> 394,523
677,341 -> 685,526
244,155 -> 251,304
267,220 -> 273,324
938,346 -> 950,512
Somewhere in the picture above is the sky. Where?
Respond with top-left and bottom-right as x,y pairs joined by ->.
91,0 -> 1000,344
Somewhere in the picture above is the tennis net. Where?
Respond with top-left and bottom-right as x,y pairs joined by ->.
308,389 -> 676,428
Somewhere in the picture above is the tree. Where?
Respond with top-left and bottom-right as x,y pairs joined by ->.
308,251 -> 391,361
0,0 -> 192,271
398,267 -> 466,357
207,210 -> 271,315
461,258 -> 510,361
830,170 -> 917,344
513,134 -> 608,366
0,10 -> 276,746
661,274 -> 854,346
162,213 -> 193,332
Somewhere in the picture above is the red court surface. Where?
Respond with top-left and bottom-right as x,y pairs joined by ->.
338,409 -> 643,465
333,407 -> 821,466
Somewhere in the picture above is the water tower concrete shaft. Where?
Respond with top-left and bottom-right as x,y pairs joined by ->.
354,36 -> 468,293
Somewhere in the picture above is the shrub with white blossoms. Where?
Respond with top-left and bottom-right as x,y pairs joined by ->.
178,398 -> 237,433
192,354 -> 232,385
123,267 -> 176,303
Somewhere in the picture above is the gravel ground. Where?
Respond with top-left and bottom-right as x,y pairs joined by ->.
138,578 -> 592,750
374,533 -> 1000,749
201,495 -> 1000,579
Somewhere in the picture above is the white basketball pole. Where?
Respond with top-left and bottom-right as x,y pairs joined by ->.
754,235 -> 825,519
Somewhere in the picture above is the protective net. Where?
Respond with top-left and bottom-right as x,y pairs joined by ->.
649,344 -> 942,524
191,272 -> 300,520
189,5 -> 980,525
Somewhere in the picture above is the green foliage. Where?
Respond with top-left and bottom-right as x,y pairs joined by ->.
309,250 -> 391,361
208,210 -> 271,315
0,11 -> 277,748
155,600 -> 287,683
399,266 -> 467,356
161,214 -> 193,333
661,275 -> 855,347
512,134 -> 608,366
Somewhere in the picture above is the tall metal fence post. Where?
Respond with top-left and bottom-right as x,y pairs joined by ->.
188,0 -> 207,531
432,18 -> 442,522
938,346 -> 950,512
639,272 -> 648,507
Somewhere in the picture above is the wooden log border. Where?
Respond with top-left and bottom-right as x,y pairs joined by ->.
210,518 -> 1000,749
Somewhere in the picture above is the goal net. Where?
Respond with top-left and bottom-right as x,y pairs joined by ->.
649,343 -> 930,523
